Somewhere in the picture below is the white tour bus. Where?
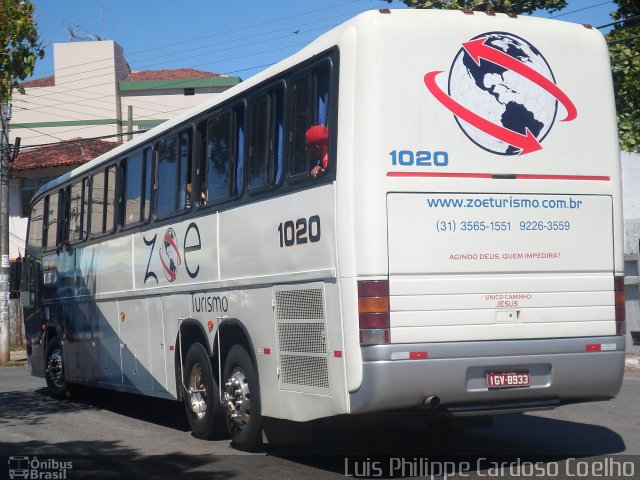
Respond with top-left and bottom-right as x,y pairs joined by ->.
22,9 -> 625,451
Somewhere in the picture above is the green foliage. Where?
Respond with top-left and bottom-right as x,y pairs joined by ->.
0,0 -> 44,103
608,2 -> 640,152
611,0 -> 640,20
385,0 -> 567,14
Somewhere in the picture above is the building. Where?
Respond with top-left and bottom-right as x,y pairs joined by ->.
7,39 -> 241,259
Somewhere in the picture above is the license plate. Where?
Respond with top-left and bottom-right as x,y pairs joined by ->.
486,371 -> 530,389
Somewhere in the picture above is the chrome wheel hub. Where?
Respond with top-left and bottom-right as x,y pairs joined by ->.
188,363 -> 207,418
223,368 -> 251,430
46,348 -> 64,388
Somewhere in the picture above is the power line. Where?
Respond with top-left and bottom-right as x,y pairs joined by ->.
549,1 -> 614,19
30,0 -> 362,79
598,15 -> 640,29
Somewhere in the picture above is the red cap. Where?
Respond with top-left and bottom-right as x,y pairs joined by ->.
306,125 -> 328,145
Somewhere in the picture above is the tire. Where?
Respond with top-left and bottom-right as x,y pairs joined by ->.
44,336 -> 70,399
183,342 -> 225,439
222,344 -> 262,451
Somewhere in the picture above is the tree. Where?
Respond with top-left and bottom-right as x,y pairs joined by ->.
0,0 -> 44,102
607,1 -> 640,152
0,0 -> 43,365
385,0 -> 567,14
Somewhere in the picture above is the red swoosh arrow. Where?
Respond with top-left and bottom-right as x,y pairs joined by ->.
424,71 -> 543,155
463,37 -> 577,122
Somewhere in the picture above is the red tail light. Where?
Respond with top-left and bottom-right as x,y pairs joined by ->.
615,276 -> 625,335
358,280 -> 390,345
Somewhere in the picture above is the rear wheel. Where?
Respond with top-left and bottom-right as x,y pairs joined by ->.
223,344 -> 262,451
45,336 -> 70,399
183,342 -> 225,439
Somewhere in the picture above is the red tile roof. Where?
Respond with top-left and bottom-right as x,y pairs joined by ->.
11,138 -> 121,172
20,76 -> 55,88
22,68 -> 224,88
124,68 -> 224,81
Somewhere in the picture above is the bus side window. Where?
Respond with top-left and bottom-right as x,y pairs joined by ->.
69,179 -> 87,243
235,106 -> 245,197
143,148 -> 152,221
124,152 -> 144,226
289,73 -> 312,177
289,62 -> 332,179
44,193 -> 59,250
27,198 -> 45,250
156,130 -> 192,216
90,166 -> 116,236
91,171 -> 105,235
205,111 -> 233,203
248,87 -> 283,191
105,166 -> 116,233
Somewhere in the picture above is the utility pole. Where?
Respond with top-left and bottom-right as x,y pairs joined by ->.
0,103 -> 10,365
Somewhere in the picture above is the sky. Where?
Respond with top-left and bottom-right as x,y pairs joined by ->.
29,0 -> 621,82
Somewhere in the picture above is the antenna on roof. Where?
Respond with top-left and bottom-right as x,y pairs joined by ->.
63,19 -> 103,42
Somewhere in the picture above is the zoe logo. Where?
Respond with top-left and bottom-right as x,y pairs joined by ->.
144,222 -> 202,284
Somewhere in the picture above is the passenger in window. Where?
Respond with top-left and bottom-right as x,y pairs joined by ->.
306,125 -> 329,177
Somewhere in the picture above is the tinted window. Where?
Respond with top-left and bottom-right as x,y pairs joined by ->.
91,166 -> 116,235
91,172 -> 105,235
27,198 -> 44,249
289,63 -> 332,179
105,166 -> 116,232
45,193 -> 58,249
124,152 -> 144,225
248,88 -> 283,191
205,112 -> 232,202
69,180 -> 87,243
156,130 -> 192,216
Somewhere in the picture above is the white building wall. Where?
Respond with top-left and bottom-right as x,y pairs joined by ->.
621,151 -> 640,350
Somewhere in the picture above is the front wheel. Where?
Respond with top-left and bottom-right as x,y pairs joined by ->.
45,336 -> 70,399
183,342 -> 225,439
223,344 -> 262,451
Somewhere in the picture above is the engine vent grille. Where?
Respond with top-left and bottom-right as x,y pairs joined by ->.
274,286 -> 329,391
275,288 -> 324,321
278,322 -> 326,354
280,355 -> 329,389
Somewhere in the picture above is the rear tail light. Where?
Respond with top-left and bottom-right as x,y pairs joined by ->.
615,275 -> 626,335
358,280 -> 390,345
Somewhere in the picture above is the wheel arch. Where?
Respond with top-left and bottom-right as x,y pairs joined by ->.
174,318 -> 212,400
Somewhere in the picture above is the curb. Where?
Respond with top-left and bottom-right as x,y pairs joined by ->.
625,355 -> 640,371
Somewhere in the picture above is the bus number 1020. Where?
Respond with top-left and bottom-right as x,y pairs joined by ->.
278,216 -> 321,247
389,150 -> 449,167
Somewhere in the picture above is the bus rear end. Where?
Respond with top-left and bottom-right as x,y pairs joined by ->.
341,10 -> 625,416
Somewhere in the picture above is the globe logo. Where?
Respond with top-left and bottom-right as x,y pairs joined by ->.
424,32 -> 577,156
159,227 -> 182,282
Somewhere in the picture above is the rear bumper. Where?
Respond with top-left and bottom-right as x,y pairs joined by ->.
348,336 -> 625,415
